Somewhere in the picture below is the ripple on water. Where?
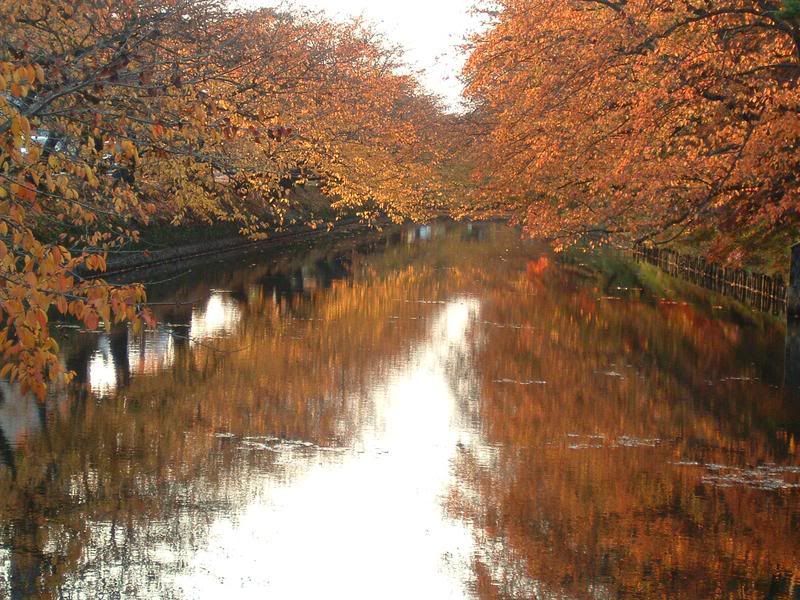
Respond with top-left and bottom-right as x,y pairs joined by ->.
213,433 -> 336,453
563,434 -> 664,450
492,378 -> 547,385
672,462 -> 800,491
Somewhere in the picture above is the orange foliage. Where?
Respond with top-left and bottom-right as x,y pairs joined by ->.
463,1 -> 800,254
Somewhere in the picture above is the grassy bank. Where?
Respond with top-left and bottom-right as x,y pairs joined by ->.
563,247 -> 786,328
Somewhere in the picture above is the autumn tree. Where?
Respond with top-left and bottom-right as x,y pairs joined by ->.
0,0 -> 449,396
463,0 -> 800,261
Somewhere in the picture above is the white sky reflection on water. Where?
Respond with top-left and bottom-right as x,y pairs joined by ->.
0,546 -> 9,591
87,336 -> 118,397
174,298 -> 481,598
87,291 -> 241,395
190,292 -> 242,341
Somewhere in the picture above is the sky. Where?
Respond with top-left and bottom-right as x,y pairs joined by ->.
237,0 -> 484,111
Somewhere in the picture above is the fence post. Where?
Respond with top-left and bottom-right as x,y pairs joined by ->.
786,319 -> 800,392
789,242 -> 800,318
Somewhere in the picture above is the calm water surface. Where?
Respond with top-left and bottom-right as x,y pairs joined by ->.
0,223 -> 799,599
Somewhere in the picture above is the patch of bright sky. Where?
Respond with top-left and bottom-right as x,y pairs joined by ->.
234,1 -> 485,112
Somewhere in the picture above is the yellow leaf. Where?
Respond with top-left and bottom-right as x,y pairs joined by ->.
121,140 -> 135,159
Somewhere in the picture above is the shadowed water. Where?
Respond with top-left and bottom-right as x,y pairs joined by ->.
0,223 -> 798,599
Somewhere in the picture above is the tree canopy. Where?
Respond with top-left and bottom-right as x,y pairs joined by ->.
0,0 -> 451,395
462,0 -> 800,259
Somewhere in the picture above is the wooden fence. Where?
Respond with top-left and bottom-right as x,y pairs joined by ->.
633,245 -> 787,315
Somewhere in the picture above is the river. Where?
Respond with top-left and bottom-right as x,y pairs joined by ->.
0,222 -> 798,599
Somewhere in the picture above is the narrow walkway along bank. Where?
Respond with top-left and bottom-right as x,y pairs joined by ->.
86,219 -> 370,281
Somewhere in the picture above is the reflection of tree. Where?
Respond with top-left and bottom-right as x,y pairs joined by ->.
0,224 -> 516,598
450,267 -> 800,599
2,224 -> 796,598
0,426 -> 14,480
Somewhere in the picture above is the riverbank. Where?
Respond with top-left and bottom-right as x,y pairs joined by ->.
93,218 -> 375,281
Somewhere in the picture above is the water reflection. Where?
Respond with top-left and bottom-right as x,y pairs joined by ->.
0,223 -> 798,599
87,336 -> 119,397
0,383 -> 43,450
177,299 -> 481,598
127,328 -> 176,377
86,292 -> 241,396
190,292 -> 241,342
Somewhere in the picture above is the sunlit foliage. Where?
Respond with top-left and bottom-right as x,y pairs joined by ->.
463,1 -> 800,259
0,0 -> 449,395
